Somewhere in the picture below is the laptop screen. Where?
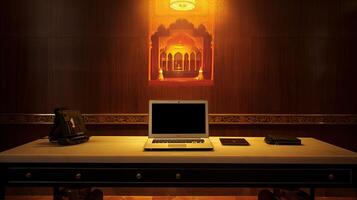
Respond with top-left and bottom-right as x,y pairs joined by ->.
151,102 -> 206,134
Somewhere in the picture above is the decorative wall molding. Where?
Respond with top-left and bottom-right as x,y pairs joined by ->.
0,114 -> 357,125
209,114 -> 357,125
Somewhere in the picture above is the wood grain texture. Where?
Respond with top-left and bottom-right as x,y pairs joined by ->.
1,0 -> 357,114
1,124 -> 357,153
2,136 -> 356,164
1,0 -> 357,166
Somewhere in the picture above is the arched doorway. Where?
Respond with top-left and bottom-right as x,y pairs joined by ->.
160,52 -> 167,70
196,52 -> 202,70
168,53 -> 173,70
174,53 -> 183,71
184,53 -> 189,71
190,52 -> 195,71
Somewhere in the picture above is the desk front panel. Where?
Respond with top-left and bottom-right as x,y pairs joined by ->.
2,163 -> 356,187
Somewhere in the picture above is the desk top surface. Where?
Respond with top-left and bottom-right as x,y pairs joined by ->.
1,136 -> 357,164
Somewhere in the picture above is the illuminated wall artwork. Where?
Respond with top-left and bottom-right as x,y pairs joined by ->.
149,0 -> 215,86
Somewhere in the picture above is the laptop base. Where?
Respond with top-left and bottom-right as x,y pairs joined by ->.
144,138 -> 213,151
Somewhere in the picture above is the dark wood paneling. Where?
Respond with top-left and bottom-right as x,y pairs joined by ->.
1,0 -> 357,154
1,0 -> 357,114
212,0 -> 357,114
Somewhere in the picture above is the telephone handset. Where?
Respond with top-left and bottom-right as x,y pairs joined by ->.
49,108 -> 90,145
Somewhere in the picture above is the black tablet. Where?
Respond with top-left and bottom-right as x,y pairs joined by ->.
220,138 -> 250,146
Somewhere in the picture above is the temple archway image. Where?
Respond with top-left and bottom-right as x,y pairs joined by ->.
149,19 -> 213,85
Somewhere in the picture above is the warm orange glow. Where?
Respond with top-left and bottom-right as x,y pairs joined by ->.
196,68 -> 204,80
170,0 -> 196,11
149,0 -> 215,86
150,0 -> 215,30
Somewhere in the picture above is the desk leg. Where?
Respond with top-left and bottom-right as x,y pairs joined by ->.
53,186 -> 62,200
0,185 -> 5,200
310,187 -> 315,200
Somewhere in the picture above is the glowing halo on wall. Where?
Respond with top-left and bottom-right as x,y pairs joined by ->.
170,0 -> 196,11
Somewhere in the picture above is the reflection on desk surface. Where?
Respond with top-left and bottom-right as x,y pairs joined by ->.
1,136 -> 357,164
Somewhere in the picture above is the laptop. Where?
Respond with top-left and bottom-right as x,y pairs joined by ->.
144,100 -> 214,150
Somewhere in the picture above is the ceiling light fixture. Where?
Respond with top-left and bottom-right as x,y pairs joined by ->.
170,0 -> 196,11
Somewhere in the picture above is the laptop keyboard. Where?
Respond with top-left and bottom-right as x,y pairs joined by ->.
153,139 -> 205,144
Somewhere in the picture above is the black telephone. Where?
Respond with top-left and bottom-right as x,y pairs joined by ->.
49,108 -> 90,145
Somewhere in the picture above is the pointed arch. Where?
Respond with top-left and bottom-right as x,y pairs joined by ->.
196,52 -> 202,70
184,53 -> 189,71
174,52 -> 183,71
160,52 -> 167,70
168,53 -> 173,70
190,52 -> 195,71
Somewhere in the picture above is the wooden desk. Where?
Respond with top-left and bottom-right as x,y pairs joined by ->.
1,136 -> 357,199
